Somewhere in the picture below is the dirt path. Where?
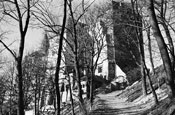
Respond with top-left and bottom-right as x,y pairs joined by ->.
90,90 -> 152,115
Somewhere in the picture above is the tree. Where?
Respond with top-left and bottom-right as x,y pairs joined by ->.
23,50 -> 47,115
146,0 -> 175,98
82,4 -> 110,109
54,0 -> 67,114
33,1 -> 68,114
65,73 -> 75,115
0,61 -> 18,115
0,74 -> 9,115
158,0 -> 175,71
131,0 -> 148,96
22,32 -> 50,114
141,12 -> 159,104
65,1 -> 95,114
147,26 -> 155,74
0,0 -> 32,114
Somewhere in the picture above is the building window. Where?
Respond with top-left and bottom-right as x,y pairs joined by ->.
82,84 -> 85,88
98,66 -> 102,73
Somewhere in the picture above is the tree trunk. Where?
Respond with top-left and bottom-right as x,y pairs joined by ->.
143,56 -> 159,104
37,74 -> 41,115
147,27 -> 155,74
17,60 -> 25,115
145,66 -> 159,104
35,75 -> 39,115
160,0 -> 175,68
90,68 -> 94,110
86,79 -> 90,99
74,60 -> 83,102
131,0 -> 147,96
16,0 -> 30,114
35,84 -> 37,115
40,86 -> 45,109
74,60 -> 87,115
161,21 -> 175,69
70,9 -> 86,115
147,0 -> 175,98
139,16 -> 147,96
139,21 -> 147,96
141,61 -> 147,96
0,0 -> 30,113
68,74 -> 75,115
54,1 -> 67,115
40,57 -> 48,109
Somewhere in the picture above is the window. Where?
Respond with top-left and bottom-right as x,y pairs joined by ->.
98,66 -> 102,73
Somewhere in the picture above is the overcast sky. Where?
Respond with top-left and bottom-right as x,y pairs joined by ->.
0,0 -> 110,58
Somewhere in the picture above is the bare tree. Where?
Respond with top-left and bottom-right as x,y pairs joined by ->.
54,0 -> 67,114
83,6 -> 108,109
130,0 -> 148,96
147,26 -> 155,74
158,0 -> 175,70
0,0 -> 32,114
32,1 -> 68,114
66,1 -> 95,114
146,0 -> 175,98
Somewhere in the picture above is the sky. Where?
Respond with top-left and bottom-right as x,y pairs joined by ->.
0,0 -> 169,69
1,21 -> 44,58
0,0 -> 108,58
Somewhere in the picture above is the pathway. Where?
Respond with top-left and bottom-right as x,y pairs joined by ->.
90,90 -> 152,115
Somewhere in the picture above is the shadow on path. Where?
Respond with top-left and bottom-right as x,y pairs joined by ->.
89,91 -> 151,115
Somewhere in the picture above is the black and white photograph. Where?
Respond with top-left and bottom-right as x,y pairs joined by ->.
0,0 -> 175,115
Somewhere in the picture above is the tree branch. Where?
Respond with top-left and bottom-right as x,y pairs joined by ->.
0,40 -> 17,60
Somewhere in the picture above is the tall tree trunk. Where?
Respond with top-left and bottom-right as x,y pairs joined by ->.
17,59 -> 25,115
54,0 -> 67,115
139,14 -> 147,96
90,68 -> 94,110
74,60 -> 83,102
90,46 -> 95,110
34,82 -> 37,115
37,74 -> 41,115
15,0 -> 30,114
160,0 -> 175,68
69,8 -> 86,115
131,0 -> 147,96
35,75 -> 39,115
74,60 -> 86,115
143,55 -> 159,104
147,0 -> 175,98
141,60 -> 147,96
86,77 -> 90,99
147,27 -> 155,74
0,0 -> 30,114
68,74 -> 75,115
40,57 -> 48,108
139,29 -> 147,96
145,65 -> 159,104
161,21 -> 175,70
40,86 -> 45,109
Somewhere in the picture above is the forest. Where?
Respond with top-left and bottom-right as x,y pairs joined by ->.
0,0 -> 175,115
